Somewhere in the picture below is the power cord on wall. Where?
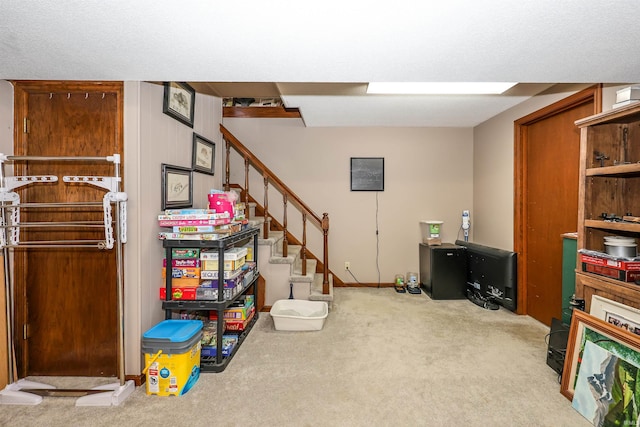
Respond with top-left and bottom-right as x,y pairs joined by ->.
376,191 -> 381,287
347,191 -> 380,287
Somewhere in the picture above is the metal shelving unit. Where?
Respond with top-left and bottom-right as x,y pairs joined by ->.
161,227 -> 259,373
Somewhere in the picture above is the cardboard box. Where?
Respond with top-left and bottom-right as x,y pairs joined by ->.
616,86 -> 640,103
200,270 -> 245,288
224,308 -> 255,332
579,253 -> 640,271
199,277 -> 240,290
196,286 -> 236,301
582,263 -> 640,282
171,248 -> 200,259
201,334 -> 238,357
202,257 -> 245,271
162,267 -> 200,279
163,258 -> 201,268
159,286 -> 236,301
167,278 -> 200,288
160,287 -> 198,300
244,246 -> 254,261
200,268 -> 243,281
200,247 -> 248,261
210,296 -> 255,320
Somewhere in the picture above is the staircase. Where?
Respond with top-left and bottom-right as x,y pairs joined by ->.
221,125 -> 337,309
252,218 -> 334,307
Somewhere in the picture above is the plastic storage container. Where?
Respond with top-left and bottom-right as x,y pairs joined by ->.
270,300 -> 328,331
420,220 -> 444,245
142,319 -> 203,396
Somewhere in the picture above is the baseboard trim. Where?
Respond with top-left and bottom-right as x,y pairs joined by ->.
126,374 -> 145,387
258,283 -> 394,312
339,282 -> 394,288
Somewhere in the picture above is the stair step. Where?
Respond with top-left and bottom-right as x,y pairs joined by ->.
290,258 -> 317,283
310,273 -> 334,306
238,193 -> 333,304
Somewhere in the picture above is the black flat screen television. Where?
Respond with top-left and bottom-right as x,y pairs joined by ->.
455,240 -> 517,312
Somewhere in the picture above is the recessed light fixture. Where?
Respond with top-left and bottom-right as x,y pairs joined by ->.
366,82 -> 517,95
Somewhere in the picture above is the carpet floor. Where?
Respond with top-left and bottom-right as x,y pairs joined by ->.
1,287 -> 589,427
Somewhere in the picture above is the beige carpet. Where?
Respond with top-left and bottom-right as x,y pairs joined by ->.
2,287 -> 588,427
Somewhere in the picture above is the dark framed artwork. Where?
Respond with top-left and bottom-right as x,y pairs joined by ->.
350,157 -> 384,191
162,82 -> 195,128
191,133 -> 215,175
161,164 -> 193,210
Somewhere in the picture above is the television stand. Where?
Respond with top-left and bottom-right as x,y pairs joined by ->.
467,289 -> 499,310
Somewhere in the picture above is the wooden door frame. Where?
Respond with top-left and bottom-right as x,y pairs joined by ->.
513,85 -> 601,315
11,80 -> 124,376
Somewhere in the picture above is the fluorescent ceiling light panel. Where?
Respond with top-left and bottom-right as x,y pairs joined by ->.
366,82 -> 517,95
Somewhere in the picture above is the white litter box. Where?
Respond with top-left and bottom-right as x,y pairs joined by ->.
270,299 -> 328,331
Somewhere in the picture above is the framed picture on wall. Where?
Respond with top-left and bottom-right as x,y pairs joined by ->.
161,164 -> 193,210
350,157 -> 384,191
162,82 -> 195,128
191,133 -> 215,175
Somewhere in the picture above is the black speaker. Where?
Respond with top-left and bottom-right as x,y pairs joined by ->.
546,317 -> 570,375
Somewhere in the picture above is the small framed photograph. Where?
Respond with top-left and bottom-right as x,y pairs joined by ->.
161,164 -> 193,210
350,157 -> 384,191
590,295 -> 640,336
560,309 -> 640,401
163,82 -> 195,128
191,133 -> 215,175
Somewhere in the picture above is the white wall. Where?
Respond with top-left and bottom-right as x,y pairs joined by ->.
472,84 -> 591,250
472,83 -> 634,251
223,118 -> 474,284
124,81 -> 223,373
0,82 -> 12,156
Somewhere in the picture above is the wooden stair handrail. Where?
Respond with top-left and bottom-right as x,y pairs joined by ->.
220,125 -> 323,225
220,124 -> 330,294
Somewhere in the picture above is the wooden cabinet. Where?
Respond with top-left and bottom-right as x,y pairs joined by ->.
575,103 -> 640,312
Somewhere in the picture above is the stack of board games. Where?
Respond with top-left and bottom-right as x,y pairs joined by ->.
160,247 -> 258,302
157,208 -> 233,241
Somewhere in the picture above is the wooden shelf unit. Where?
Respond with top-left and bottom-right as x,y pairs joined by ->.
575,103 -> 640,311
223,106 -> 301,119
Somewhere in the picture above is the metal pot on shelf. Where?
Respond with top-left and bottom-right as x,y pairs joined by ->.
604,236 -> 637,258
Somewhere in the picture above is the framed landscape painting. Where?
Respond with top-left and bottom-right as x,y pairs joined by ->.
561,310 -> 640,401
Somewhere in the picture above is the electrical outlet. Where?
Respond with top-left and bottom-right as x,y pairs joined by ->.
344,261 -> 350,270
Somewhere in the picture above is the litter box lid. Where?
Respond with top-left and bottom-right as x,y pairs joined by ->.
143,319 -> 203,343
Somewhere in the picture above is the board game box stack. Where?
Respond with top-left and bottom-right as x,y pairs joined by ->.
202,295 -> 256,357
579,249 -> 640,283
157,208 -> 237,241
160,246 -> 257,302
170,301 -> 255,359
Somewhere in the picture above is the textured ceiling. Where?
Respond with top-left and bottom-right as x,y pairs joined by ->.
2,1 -> 640,127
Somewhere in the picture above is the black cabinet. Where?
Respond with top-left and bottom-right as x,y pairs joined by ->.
419,243 -> 467,300
162,227 -> 259,372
